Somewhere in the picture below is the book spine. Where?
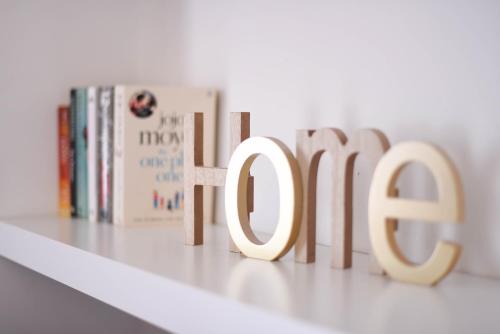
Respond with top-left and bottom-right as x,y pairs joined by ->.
75,88 -> 88,218
97,87 -> 114,223
87,87 -> 97,222
69,89 -> 78,217
58,105 -> 71,218
113,86 -> 125,225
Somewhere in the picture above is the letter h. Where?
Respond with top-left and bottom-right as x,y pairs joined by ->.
184,112 -> 253,249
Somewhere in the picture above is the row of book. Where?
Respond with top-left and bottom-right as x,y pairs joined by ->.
58,86 -> 218,225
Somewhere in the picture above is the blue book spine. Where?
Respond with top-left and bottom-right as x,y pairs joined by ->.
75,88 -> 88,218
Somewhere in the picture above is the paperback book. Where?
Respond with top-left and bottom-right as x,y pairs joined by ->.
57,105 -> 71,217
74,88 -> 88,218
113,86 -> 217,225
69,89 -> 78,217
97,87 -> 114,222
87,87 -> 98,222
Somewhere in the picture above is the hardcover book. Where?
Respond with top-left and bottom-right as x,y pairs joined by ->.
57,105 -> 71,217
113,86 -> 217,225
97,87 -> 114,223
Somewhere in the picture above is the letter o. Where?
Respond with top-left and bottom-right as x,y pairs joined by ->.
225,137 -> 303,261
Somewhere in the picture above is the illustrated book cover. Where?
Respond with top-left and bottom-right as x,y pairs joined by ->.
113,86 -> 217,225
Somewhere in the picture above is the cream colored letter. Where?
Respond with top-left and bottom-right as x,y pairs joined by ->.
368,142 -> 464,285
225,137 -> 302,261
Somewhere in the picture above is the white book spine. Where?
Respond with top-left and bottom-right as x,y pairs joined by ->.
87,87 -> 98,222
113,86 -> 125,225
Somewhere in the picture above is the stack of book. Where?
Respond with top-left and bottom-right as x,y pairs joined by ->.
58,86 -> 217,225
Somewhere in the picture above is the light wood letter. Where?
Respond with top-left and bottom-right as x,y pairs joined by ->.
184,112 -> 253,245
295,128 -> 391,271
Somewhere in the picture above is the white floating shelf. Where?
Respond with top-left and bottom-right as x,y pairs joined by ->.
0,216 -> 498,333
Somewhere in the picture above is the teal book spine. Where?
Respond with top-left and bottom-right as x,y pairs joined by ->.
75,88 -> 88,218
69,89 -> 78,217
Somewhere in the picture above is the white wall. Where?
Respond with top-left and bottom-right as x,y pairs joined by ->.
1,0 -> 499,279
180,0 -> 500,278
0,2 -> 183,330
0,0 -> 184,216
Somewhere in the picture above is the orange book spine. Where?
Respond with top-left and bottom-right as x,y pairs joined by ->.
58,105 -> 71,217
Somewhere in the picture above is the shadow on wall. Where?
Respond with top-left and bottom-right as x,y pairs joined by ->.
453,126 -> 500,278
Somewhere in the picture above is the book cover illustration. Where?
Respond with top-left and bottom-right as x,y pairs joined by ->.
97,87 -> 114,222
113,86 -> 217,225
58,105 -> 71,217
75,88 -> 88,218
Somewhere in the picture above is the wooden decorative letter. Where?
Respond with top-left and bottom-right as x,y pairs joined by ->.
294,128 -> 391,271
368,142 -> 464,285
225,137 -> 303,261
184,112 -> 252,246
